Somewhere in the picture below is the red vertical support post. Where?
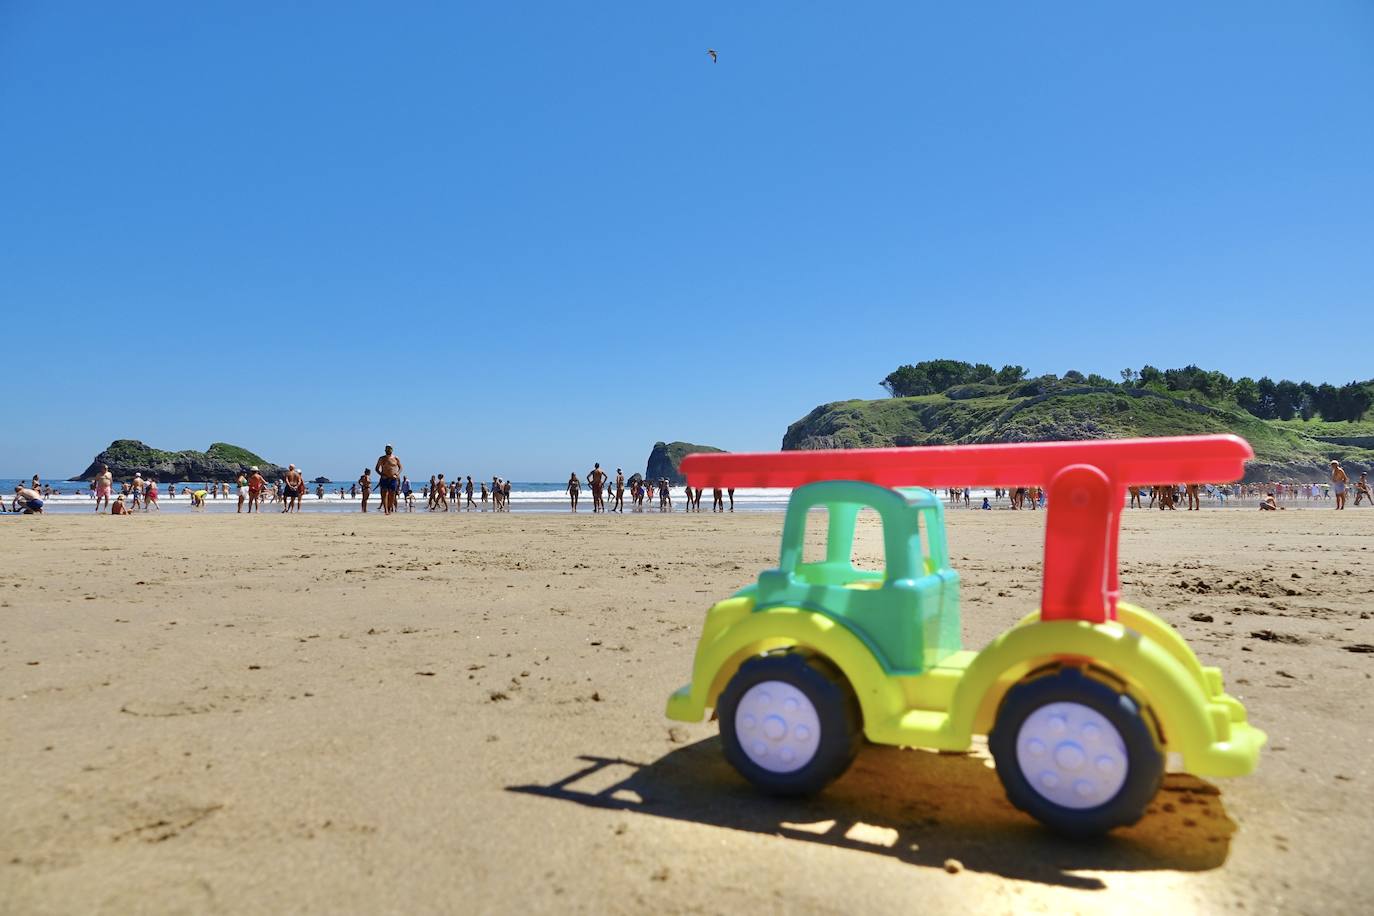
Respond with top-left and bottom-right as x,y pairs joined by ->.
1103,483 -> 1124,620
1041,464 -> 1112,623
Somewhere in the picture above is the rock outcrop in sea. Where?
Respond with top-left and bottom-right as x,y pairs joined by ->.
71,440 -> 285,482
645,441 -> 726,486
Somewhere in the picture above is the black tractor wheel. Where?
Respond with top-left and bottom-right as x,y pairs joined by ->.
988,667 -> 1163,837
717,653 -> 862,796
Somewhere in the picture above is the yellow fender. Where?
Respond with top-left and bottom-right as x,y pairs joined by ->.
665,604 -> 909,737
946,620 -> 1229,772
1017,602 -> 1213,690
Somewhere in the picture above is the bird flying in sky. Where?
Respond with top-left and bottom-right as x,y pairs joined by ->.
707,49 -> 717,63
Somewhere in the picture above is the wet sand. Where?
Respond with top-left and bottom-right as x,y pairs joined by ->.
2,509 -> 1371,914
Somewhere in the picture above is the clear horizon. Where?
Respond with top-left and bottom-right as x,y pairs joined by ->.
4,1 -> 1371,478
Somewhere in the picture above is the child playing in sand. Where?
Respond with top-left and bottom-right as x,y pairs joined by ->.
1355,472 -> 1372,507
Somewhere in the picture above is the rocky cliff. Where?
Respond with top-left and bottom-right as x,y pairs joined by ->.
71,440 -> 286,482
782,383 -> 1374,482
645,441 -> 726,485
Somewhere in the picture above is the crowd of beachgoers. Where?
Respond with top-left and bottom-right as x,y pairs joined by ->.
6,446 -> 1369,515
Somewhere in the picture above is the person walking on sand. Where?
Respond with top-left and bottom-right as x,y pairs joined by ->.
374,444 -> 402,515
1186,482 -> 1201,511
236,472 -> 248,513
145,478 -> 159,511
567,473 -> 581,511
465,475 -> 475,509
359,469 -> 373,512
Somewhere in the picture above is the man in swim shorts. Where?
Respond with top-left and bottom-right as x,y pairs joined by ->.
375,444 -> 402,515
613,468 -> 625,512
283,464 -> 304,513
1331,460 -> 1349,510
1354,472 -> 1372,506
587,463 -> 607,512
13,486 -> 44,513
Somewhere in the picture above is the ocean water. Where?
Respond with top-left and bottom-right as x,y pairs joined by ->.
0,477 -> 797,514
2,476 -> 1320,515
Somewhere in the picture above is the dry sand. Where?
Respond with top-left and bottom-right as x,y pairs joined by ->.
2,508 -> 1372,915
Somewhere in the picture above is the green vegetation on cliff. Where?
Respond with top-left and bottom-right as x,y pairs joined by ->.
785,371 -> 1374,481
72,440 -> 283,482
205,443 -> 270,467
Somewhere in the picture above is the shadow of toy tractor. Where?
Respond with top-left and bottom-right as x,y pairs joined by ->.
509,737 -> 1235,891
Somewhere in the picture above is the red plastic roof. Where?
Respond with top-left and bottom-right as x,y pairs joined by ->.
680,435 -> 1253,489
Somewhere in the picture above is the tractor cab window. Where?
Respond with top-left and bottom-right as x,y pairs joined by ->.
801,507 -> 829,567
916,507 -> 948,575
849,507 -> 884,575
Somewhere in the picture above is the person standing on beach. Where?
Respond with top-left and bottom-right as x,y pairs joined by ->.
359,469 -> 373,512
1186,482 -> 1201,511
1354,472 -> 1372,506
92,465 -> 112,512
375,444 -> 402,515
567,473 -> 581,511
236,473 -> 248,513
284,465 -> 304,513
1331,460 -> 1349,510
613,469 -> 625,512
247,467 -> 267,512
588,463 -> 607,512
466,476 -> 475,509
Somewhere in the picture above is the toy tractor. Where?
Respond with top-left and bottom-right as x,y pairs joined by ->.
665,435 -> 1265,836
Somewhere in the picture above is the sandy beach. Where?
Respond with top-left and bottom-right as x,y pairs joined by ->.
2,509 -> 1371,914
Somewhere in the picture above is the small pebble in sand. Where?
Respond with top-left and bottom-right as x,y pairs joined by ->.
943,858 -> 962,874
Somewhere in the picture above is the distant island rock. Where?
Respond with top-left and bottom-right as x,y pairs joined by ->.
71,440 -> 285,482
645,441 -> 726,485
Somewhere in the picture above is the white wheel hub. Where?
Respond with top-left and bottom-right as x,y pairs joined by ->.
1016,701 -> 1129,809
734,679 -> 821,773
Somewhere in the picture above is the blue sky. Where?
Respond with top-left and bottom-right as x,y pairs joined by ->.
2,1 -> 1371,479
